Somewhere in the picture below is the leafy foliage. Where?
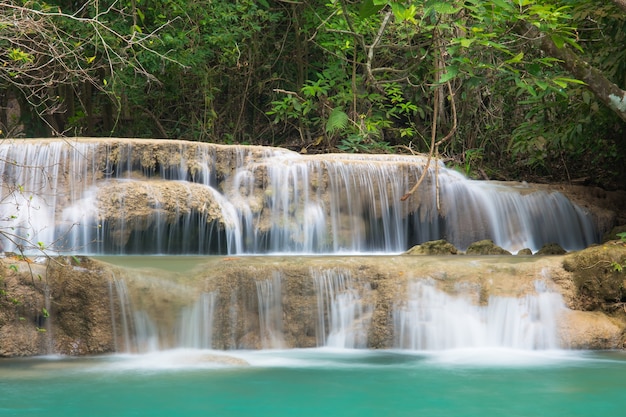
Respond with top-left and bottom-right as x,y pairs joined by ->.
0,0 -> 624,185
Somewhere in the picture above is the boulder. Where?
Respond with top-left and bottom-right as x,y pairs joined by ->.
465,239 -> 511,255
563,242 -> 626,310
536,243 -> 566,255
404,239 -> 458,255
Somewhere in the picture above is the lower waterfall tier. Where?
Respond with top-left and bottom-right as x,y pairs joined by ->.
1,250 -> 624,357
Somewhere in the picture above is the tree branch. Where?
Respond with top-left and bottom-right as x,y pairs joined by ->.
521,22 -> 626,123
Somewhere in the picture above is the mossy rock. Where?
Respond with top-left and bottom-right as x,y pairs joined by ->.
563,243 -> 626,310
517,248 -> 533,255
603,225 -> 626,243
536,243 -> 566,255
404,240 -> 458,255
465,239 -> 511,255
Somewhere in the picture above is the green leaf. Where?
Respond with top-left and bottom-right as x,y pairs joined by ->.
431,2 -> 462,15
491,0 -> 515,13
325,108 -> 349,134
359,0 -> 385,19
551,34 -> 565,49
437,66 -> 459,83
391,3 -> 417,24
459,38 -> 474,48
504,52 -> 524,65
554,77 -> 586,86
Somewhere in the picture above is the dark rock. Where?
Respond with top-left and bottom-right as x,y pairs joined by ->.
536,243 -> 566,255
603,225 -> 626,243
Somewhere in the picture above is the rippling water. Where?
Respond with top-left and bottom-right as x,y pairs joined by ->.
1,349 -> 625,417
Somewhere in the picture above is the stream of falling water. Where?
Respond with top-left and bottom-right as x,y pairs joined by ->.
312,268 -> 372,348
393,279 -> 563,350
177,292 -> 217,350
256,272 -> 286,349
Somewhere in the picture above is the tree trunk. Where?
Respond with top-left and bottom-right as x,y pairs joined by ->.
521,22 -> 626,123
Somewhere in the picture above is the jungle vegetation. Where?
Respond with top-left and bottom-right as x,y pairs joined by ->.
1,0 -> 625,187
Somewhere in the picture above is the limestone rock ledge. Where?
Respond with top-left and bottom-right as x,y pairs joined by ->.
1,246 -> 625,357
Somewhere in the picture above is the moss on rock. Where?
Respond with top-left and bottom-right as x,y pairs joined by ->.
465,239 -> 511,255
404,240 -> 458,255
536,243 -> 567,255
563,243 -> 626,310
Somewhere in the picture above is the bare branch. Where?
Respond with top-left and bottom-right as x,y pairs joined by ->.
0,1 -> 185,132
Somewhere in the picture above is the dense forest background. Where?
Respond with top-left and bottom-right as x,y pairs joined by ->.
1,0 -> 624,188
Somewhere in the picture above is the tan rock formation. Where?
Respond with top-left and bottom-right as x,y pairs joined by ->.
2,247 -> 625,356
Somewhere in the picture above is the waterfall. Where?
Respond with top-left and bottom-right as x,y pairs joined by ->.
100,257 -> 573,353
110,278 -> 134,353
312,268 -> 372,348
132,311 -> 160,353
110,277 -> 160,353
0,139 -> 597,255
177,292 -> 217,349
393,279 -> 564,350
256,272 -> 286,349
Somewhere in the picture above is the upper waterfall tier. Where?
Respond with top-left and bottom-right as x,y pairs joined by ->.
0,138 -> 597,255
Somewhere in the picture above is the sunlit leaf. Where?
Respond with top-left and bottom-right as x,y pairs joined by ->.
504,52 -> 524,64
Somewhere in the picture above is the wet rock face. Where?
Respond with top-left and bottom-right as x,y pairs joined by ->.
0,256 -> 114,357
0,260 -> 46,357
95,180 -> 229,249
560,310 -> 625,349
604,225 -> 626,242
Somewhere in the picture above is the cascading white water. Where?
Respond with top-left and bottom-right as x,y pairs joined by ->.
110,277 -> 160,353
312,268 -> 372,348
0,139 -> 598,254
256,272 -> 286,349
132,311 -> 160,353
6,142 -> 591,356
110,278 -> 134,353
393,279 -> 564,350
177,292 -> 217,349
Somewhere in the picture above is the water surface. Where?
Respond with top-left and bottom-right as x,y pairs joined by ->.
1,349 -> 624,417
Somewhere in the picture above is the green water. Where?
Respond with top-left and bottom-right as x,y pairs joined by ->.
1,349 -> 625,417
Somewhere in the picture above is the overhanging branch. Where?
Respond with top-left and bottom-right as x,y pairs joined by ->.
521,22 -> 626,123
